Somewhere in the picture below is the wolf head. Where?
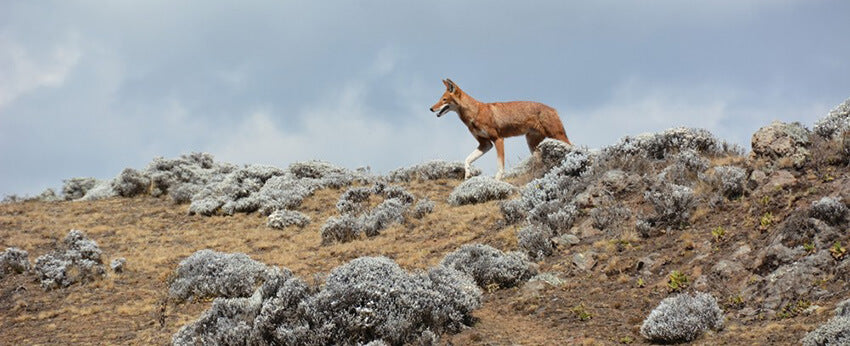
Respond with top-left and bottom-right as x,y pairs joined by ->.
430,78 -> 461,117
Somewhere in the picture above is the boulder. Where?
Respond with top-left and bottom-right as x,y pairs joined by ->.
750,121 -> 810,168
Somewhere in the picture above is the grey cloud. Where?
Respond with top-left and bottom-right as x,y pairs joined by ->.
1,1 -> 849,195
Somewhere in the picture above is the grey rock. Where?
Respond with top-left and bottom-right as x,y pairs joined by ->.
750,121 -> 811,168
110,258 -> 126,273
553,234 -> 580,246
572,252 -> 597,271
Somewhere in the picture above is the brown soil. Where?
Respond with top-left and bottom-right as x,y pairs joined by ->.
1,173 -> 847,345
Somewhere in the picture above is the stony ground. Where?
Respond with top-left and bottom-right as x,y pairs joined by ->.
1,168 -> 847,345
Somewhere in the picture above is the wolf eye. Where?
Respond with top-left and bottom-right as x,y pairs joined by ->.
442,98 -> 447,101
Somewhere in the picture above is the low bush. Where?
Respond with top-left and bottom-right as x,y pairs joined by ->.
81,179 -> 119,201
517,225 -> 554,260
711,166 -> 747,199
62,177 -> 98,200
590,203 -> 632,232
410,198 -> 435,219
644,182 -> 698,229
640,291 -> 724,343
604,127 -> 726,160
112,168 -> 150,197
810,196 -> 849,227
320,215 -> 362,244
300,257 -> 481,344
802,314 -> 850,345
169,249 -> 280,301
440,243 -> 537,289
267,210 -> 311,230
321,183 -> 415,244
447,176 -> 517,206
387,160 -> 479,182
33,230 -> 106,290
173,256 -> 482,345
0,247 -> 30,279
813,98 -> 850,140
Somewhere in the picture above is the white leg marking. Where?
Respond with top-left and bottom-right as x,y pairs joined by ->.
495,160 -> 505,180
464,144 -> 491,179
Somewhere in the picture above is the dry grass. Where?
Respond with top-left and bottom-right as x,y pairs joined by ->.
0,178 -> 519,344
1,169 -> 846,345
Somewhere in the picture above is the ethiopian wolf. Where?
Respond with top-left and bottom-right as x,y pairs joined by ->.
429,78 -> 572,180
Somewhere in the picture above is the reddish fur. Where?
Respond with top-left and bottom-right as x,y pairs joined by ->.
430,79 -> 571,173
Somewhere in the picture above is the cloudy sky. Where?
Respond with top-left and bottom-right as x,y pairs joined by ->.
2,1 -> 849,196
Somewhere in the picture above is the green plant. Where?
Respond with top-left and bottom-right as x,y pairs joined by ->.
759,212 -> 774,230
711,226 -> 726,242
571,303 -> 592,321
636,277 -> 645,288
667,270 -> 690,292
776,300 -> 811,319
619,336 -> 634,344
803,242 -> 816,254
831,241 -> 847,260
727,295 -> 745,309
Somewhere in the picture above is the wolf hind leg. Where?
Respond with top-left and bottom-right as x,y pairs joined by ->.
525,132 -> 546,153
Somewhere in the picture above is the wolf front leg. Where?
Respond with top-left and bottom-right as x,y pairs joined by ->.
465,138 -> 493,179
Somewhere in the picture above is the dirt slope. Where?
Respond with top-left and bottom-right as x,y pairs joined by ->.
2,167 -> 847,345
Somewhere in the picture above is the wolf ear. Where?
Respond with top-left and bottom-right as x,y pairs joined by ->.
444,78 -> 456,93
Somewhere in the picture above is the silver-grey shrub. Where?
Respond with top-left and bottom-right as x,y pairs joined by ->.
172,292 -> 266,346
174,256 -> 482,345
321,183 -> 415,244
169,249 -> 279,301
112,168 -> 151,197
320,215 -> 362,244
447,176 -> 517,206
337,186 -> 373,214
712,165 -> 746,199
810,196 -> 849,227
387,160 -> 480,182
79,179 -> 118,201
62,177 -> 98,200
590,203 -> 633,232
656,149 -> 710,187
168,183 -> 202,204
499,199 -> 526,224
814,97 -> 850,140
300,257 -> 481,345
604,127 -> 724,160
640,291 -> 724,343
146,152 -> 233,199
267,210 -> 311,230
801,316 -> 850,346
188,165 -> 285,216
836,298 -> 850,318
252,175 -> 318,216
644,182 -> 698,229
517,225 -> 554,261
537,138 -> 575,170
3,189 -> 62,203
0,247 -> 30,279
288,160 -> 349,179
33,230 -> 106,290
410,198 -> 435,219
173,268 -> 306,346
506,148 -> 590,232
440,243 -> 537,289
359,198 -> 407,236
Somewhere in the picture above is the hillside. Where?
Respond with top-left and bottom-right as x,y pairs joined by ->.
2,99 -> 850,345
